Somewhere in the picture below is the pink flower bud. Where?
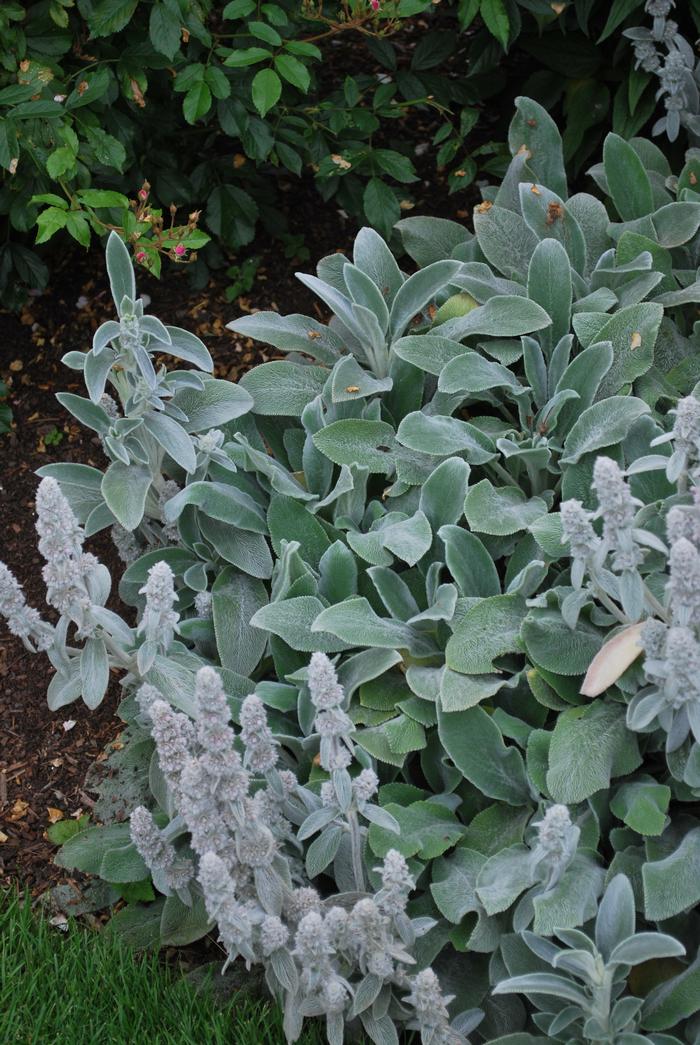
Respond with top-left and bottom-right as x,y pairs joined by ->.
138,189 -> 149,201
135,251 -> 146,263
174,243 -> 186,257
370,0 -> 380,9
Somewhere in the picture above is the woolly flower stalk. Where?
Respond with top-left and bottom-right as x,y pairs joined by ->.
309,654 -> 354,770
196,429 -> 224,455
560,499 -> 600,560
560,498 -> 600,588
36,477 -> 84,562
194,667 -> 249,801
646,0 -> 673,15
353,768 -> 379,804
659,50 -> 688,94
641,617 -> 668,663
666,505 -> 700,546
672,396 -> 700,457
240,694 -> 278,773
0,562 -> 53,650
324,906 -> 349,950
260,915 -> 289,956
158,479 -> 181,544
294,911 -> 334,991
194,591 -> 212,618
348,898 -> 393,978
315,706 -> 354,771
99,393 -> 120,420
137,560 -> 180,649
376,849 -> 414,918
235,814 -> 276,868
148,698 -> 195,803
663,627 -> 700,710
634,39 -> 661,72
285,886 -> 321,924
634,621 -> 700,749
592,457 -> 644,571
668,537 -> 700,627
530,804 -> 579,890
198,851 -> 256,965
111,524 -> 140,565
404,968 -> 457,1045
135,682 -> 162,718
307,651 -> 345,709
179,756 -> 237,865
322,977 -> 350,1015
534,804 -> 575,858
36,477 -> 98,618
130,805 -> 192,893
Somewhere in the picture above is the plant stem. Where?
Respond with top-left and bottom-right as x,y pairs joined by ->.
347,810 -> 365,892
591,582 -> 630,625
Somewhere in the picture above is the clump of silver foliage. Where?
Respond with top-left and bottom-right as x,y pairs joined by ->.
625,0 -> 700,142
134,657 -> 481,1045
560,393 -> 700,771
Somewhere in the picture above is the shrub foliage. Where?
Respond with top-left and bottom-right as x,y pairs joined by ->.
4,2 -> 700,305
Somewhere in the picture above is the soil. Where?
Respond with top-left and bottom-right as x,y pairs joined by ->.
0,161 -> 484,899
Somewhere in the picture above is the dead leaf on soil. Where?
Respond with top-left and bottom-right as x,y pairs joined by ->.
8,799 -> 29,821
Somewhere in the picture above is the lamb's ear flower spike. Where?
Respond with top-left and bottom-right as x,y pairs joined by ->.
179,756 -> 236,863
668,536 -> 700,627
129,805 -> 193,894
260,915 -> 289,956
307,651 -> 345,709
35,476 -> 84,563
592,456 -> 644,571
560,498 -> 601,588
194,590 -> 212,618
35,476 -> 100,621
530,803 -> 579,890
376,849 -> 414,917
147,698 -> 195,804
0,562 -> 53,651
307,652 -> 354,772
137,559 -> 180,652
111,523 -> 140,565
404,968 -> 458,1045
240,694 -> 278,773
193,666 -> 249,802
353,767 -> 379,804
198,850 -> 256,966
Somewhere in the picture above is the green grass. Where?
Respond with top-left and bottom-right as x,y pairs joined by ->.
1,891 -> 324,1045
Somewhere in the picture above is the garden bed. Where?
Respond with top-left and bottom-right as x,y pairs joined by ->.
0,190 -> 351,893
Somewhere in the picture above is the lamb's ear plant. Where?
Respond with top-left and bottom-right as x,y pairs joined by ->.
494,874 -> 686,1044
7,96 -> 700,1042
625,0 -> 700,145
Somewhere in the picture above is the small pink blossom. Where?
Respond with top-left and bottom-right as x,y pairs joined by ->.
174,243 -> 186,257
135,250 -> 147,263
138,188 -> 149,201
370,0 -> 380,9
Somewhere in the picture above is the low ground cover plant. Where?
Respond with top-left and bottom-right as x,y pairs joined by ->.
5,96 -> 700,1041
